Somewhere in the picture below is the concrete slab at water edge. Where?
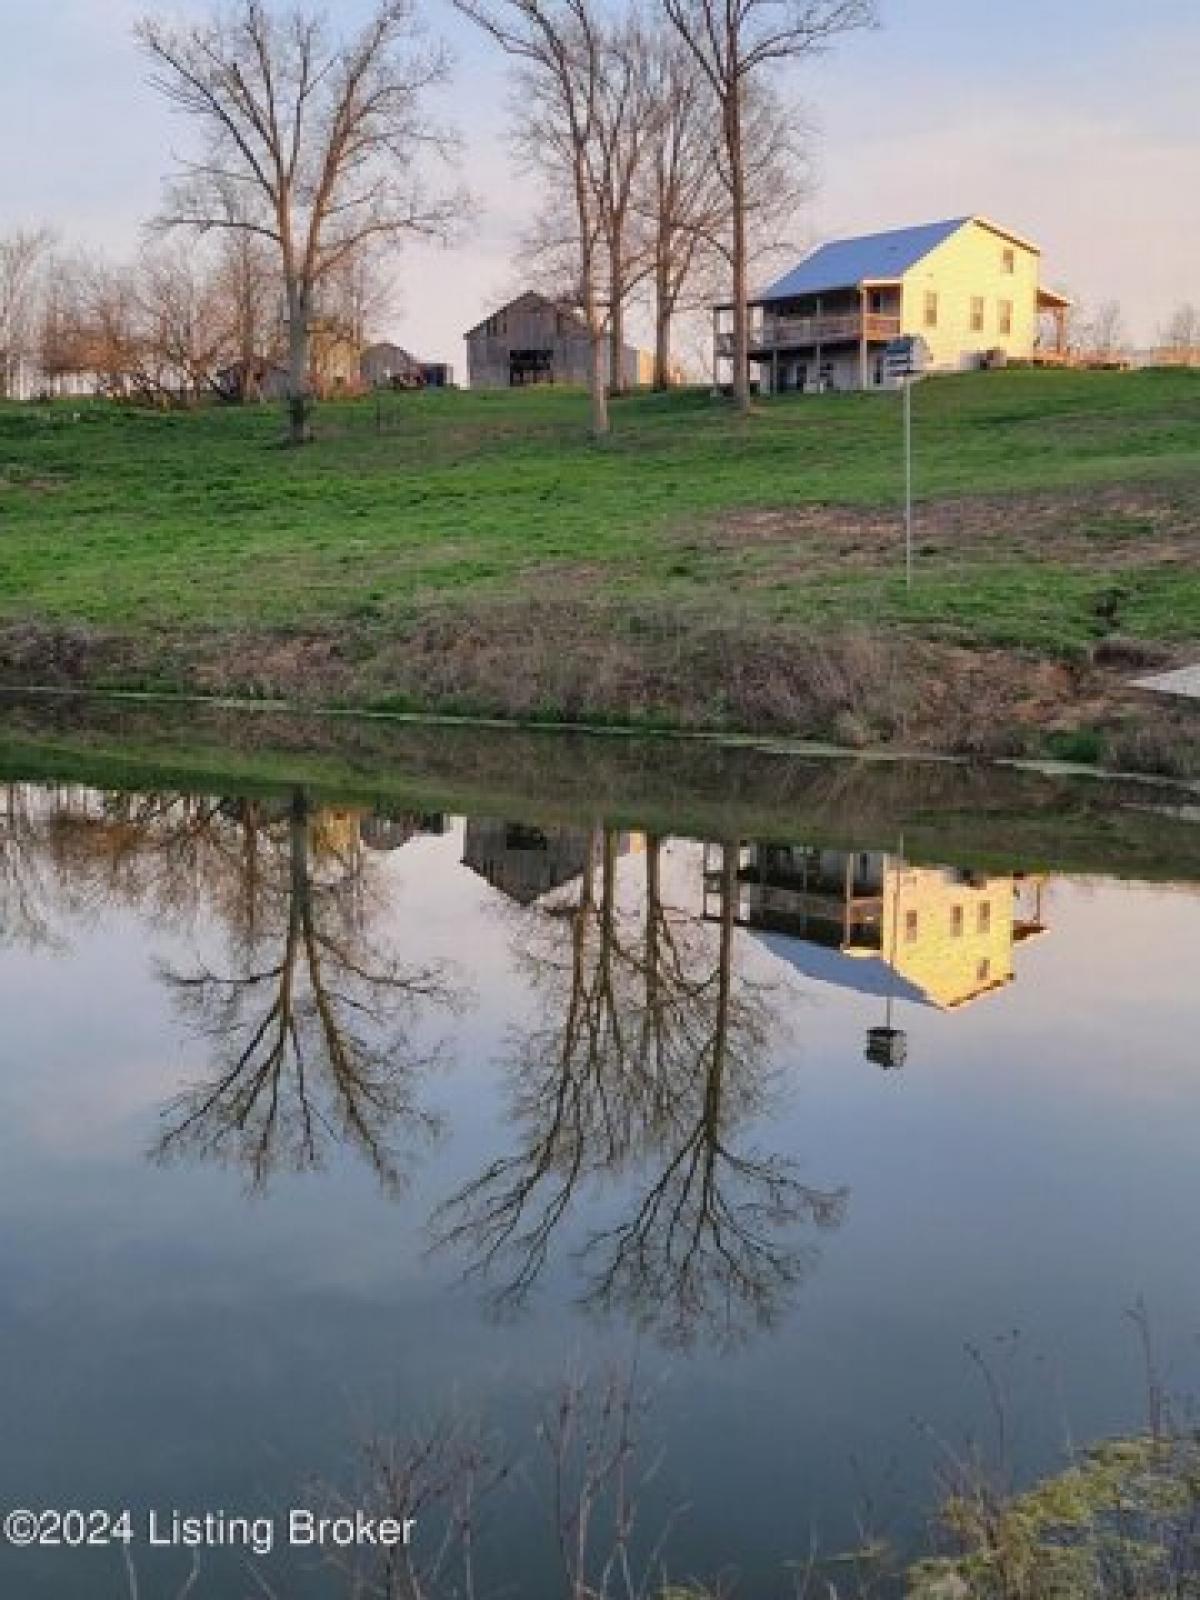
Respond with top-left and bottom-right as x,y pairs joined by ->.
1134,664 -> 1200,700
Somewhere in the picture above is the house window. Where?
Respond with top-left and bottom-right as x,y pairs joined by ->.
951,905 -> 964,938
978,902 -> 992,934
869,290 -> 886,314
977,958 -> 992,982
1002,248 -> 1015,275
998,300 -> 1013,337
905,910 -> 919,944
970,297 -> 986,333
923,291 -> 938,329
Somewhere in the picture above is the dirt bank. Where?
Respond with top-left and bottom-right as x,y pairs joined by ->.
1,607 -> 1196,779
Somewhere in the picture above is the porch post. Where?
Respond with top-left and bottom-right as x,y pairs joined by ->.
815,295 -> 823,392
859,287 -> 869,391
711,305 -> 721,394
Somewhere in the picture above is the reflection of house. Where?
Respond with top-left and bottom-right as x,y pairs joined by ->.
704,843 -> 1048,1010
713,215 -> 1072,394
465,291 -> 653,390
462,819 -> 594,906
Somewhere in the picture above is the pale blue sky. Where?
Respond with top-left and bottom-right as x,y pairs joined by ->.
2,0 -> 1197,366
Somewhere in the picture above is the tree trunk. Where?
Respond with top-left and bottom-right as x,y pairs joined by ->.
653,253 -> 672,390
589,313 -> 610,437
286,284 -> 313,444
608,235 -> 626,396
726,81 -> 750,415
580,232 -> 609,438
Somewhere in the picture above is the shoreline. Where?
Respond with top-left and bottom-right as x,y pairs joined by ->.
1,615 -> 1197,783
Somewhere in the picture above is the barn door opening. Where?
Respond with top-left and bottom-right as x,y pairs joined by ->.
509,349 -> 554,386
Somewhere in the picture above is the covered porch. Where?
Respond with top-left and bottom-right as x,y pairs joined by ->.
1033,286 -> 1074,365
713,282 -> 904,394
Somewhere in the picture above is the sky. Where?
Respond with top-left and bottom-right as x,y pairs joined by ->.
2,0 -> 1198,370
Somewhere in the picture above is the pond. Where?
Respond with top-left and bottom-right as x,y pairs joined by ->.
1,709 -> 1199,1597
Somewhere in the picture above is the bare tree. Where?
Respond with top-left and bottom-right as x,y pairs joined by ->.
459,0 -> 611,437
321,242 -> 396,348
137,244 -> 233,403
1080,299 -> 1128,360
1160,302 -> 1200,362
662,0 -> 874,412
214,230 -> 281,396
136,0 -> 458,442
0,228 -> 54,398
592,15 -> 657,395
636,37 -> 726,389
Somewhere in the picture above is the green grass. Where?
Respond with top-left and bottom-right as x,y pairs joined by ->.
2,370 -> 1198,649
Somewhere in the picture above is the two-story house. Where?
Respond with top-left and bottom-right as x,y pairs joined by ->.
712,215 -> 1071,394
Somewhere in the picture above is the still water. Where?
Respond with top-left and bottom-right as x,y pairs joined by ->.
1,747 -> 1199,1596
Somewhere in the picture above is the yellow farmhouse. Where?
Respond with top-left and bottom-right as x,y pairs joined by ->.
713,215 -> 1071,394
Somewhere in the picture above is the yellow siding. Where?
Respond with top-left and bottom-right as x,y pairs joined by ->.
882,866 -> 1016,1009
900,220 -> 1041,370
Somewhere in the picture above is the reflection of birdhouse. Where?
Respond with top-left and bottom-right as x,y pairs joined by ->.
866,1025 -> 907,1070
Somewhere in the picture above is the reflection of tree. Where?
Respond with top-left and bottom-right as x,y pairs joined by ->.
156,788 -> 456,1192
0,785 -> 59,949
436,832 -> 847,1346
0,783 -> 259,943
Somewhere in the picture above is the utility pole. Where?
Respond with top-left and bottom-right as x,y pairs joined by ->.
884,336 -> 930,591
903,374 -> 913,591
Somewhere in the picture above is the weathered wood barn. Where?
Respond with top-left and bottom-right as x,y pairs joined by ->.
465,291 -> 653,390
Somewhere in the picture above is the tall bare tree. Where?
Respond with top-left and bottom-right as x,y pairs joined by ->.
592,15 -> 656,395
0,228 -> 54,399
459,0 -> 611,437
662,0 -> 874,412
636,38 -> 725,389
136,0 -> 458,442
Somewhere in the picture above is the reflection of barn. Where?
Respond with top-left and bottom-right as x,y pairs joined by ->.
462,820 -> 594,906
704,843 -> 1048,1010
360,812 -> 447,851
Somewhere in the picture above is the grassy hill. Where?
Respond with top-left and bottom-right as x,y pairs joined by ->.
1,372 -> 1198,766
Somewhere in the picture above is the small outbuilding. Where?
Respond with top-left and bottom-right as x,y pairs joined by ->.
361,342 -> 454,389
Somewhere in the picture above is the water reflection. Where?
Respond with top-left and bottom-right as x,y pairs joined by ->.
0,780 -> 1072,1350
709,844 -> 1050,1012
153,789 -> 458,1192
440,826 -> 847,1344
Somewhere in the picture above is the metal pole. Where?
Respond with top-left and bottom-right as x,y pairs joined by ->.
904,376 -> 913,590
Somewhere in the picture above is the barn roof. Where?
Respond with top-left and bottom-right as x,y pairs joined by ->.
463,290 -> 586,339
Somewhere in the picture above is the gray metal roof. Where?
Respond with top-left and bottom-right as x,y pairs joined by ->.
757,217 -> 971,303
755,931 -> 934,1008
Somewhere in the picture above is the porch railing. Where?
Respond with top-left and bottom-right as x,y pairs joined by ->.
715,312 -> 902,355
